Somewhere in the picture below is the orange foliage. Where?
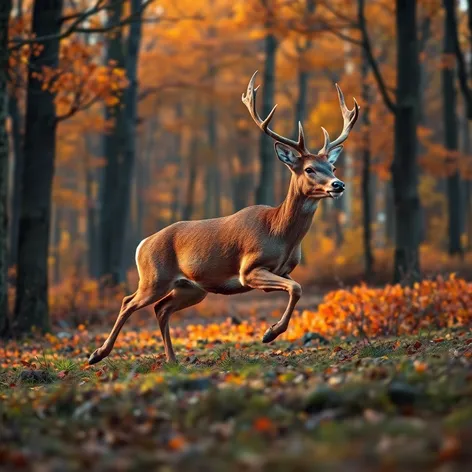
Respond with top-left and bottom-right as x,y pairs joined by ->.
38,39 -> 128,118
300,274 -> 471,338
181,275 -> 472,343
2,275 -> 471,372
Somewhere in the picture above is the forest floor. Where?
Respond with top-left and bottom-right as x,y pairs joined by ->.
2,329 -> 472,470
2,279 -> 472,471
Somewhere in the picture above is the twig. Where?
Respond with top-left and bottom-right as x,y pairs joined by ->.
358,0 -> 396,113
9,0 -> 154,51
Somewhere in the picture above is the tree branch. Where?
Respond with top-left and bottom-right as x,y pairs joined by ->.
318,21 -> 363,46
444,0 -> 472,118
319,0 -> 359,28
9,0 -> 154,52
60,0 -> 107,23
56,93 -> 101,122
308,0 -> 395,112
358,0 -> 396,113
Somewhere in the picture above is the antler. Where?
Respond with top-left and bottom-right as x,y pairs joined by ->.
319,84 -> 360,155
242,71 -> 310,156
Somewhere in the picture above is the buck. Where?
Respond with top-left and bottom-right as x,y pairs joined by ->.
88,71 -> 359,365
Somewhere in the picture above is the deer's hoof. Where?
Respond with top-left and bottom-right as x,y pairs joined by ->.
88,349 -> 105,365
262,327 -> 278,343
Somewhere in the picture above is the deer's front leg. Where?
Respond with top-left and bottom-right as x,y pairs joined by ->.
241,268 -> 302,343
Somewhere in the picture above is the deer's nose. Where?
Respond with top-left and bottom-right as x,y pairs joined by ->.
331,180 -> 345,191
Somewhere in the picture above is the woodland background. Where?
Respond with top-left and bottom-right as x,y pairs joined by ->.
1,0 -> 472,337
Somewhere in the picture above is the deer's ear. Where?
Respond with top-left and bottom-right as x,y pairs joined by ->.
327,145 -> 344,164
275,142 -> 298,168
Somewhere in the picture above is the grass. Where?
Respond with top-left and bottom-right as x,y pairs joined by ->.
1,326 -> 472,471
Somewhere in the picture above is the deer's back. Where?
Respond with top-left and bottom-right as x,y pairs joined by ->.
137,205 -> 292,291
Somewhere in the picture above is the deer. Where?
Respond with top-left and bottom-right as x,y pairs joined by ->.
88,71 -> 359,365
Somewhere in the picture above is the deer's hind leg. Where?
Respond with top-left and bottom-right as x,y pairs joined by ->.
154,280 -> 207,363
88,282 -> 172,365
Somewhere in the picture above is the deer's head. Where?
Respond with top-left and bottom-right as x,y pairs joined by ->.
242,71 -> 359,200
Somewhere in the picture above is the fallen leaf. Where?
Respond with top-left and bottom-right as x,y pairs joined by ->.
168,434 -> 187,451
253,416 -> 274,433
413,360 -> 428,373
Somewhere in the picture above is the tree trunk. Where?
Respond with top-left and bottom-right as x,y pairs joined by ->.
7,93 -> 22,267
361,47 -> 374,280
462,106 -> 472,250
170,102 -> 183,223
392,0 -> 421,283
99,0 -> 125,285
417,13 -> 431,244
255,5 -> 278,205
0,0 -> 13,338
443,0 -> 463,256
385,182 -> 395,244
290,69 -> 309,223
84,135 -> 99,279
50,203 -> 61,285
182,136 -> 199,221
292,1 -> 315,263
114,0 -> 143,281
13,0 -> 63,335
204,69 -> 220,218
136,104 -> 158,241
233,124 -> 253,211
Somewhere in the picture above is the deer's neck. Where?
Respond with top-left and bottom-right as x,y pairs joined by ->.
269,176 -> 318,244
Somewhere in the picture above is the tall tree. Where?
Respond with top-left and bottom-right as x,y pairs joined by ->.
359,0 -> 421,282
114,0 -> 144,278
255,0 -> 278,205
99,0 -> 125,285
84,134 -> 100,278
232,118 -> 254,211
7,84 -> 23,267
13,0 -> 64,335
0,0 -> 13,337
7,0 -> 24,269
182,136 -> 199,221
204,63 -> 220,218
99,0 -> 144,285
443,0 -> 463,256
360,47 -> 374,280
462,107 -> 472,249
293,0 -> 316,265
391,0 -> 421,282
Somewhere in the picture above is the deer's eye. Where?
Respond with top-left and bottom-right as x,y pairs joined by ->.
305,168 -> 315,175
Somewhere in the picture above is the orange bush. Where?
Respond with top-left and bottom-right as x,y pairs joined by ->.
297,274 -> 472,339
179,274 -> 472,343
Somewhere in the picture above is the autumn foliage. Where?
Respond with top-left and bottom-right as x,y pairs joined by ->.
300,274 -> 472,338
182,275 -> 472,345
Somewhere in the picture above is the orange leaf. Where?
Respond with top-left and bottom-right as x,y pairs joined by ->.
253,416 -> 274,433
168,434 -> 187,451
413,361 -> 427,373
